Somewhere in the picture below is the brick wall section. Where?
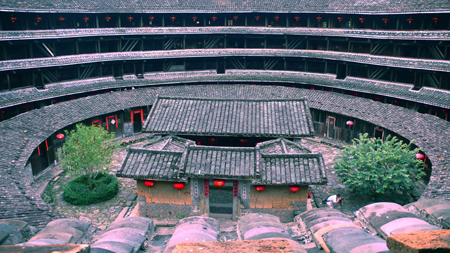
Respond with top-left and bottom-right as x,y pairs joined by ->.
137,180 -> 192,205
249,185 -> 308,209
0,85 -> 449,226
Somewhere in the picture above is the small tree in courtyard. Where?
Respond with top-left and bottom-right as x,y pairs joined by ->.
60,123 -> 119,191
334,133 -> 425,197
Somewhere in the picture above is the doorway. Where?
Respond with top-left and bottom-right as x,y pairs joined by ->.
131,110 -> 143,133
209,179 -> 233,219
326,116 -> 336,139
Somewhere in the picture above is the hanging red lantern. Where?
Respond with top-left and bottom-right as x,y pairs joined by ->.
254,15 -> 260,21
213,179 -> 226,194
395,100 -> 400,104
337,16 -> 344,24
382,17 -> 389,26
346,121 -> 354,127
432,17 -> 440,25
58,16 -> 65,22
211,16 -> 217,22
407,17 -> 413,25
352,93 -> 358,96
310,87 -> 315,90
35,15 -> 42,23
316,16 -> 322,22
144,180 -> 155,192
359,17 -> 365,24
288,185 -> 301,193
82,16 -> 89,23
174,182 -> 185,195
56,133 -> 65,140
9,15 -> 17,23
192,15 -> 197,22
239,138 -> 248,146
196,138 -> 201,145
274,15 -> 280,22
149,16 -> 155,22
294,16 -> 300,22
416,153 -> 425,160
170,16 -> 176,23
207,137 -> 217,145
375,96 -> 381,100
233,15 -> 239,21
127,16 -> 134,22
104,16 -> 111,22
23,104 -> 30,110
254,185 -> 266,193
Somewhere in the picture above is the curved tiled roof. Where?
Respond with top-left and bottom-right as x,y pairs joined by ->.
2,49 -> 449,72
2,27 -> 450,42
2,70 -> 449,110
0,85 -> 449,226
1,0 -> 450,14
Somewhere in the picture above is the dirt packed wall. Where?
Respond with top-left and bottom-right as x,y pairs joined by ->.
137,180 -> 192,205
249,185 -> 308,209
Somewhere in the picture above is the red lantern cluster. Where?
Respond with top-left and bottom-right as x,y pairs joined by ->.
105,16 -> 111,22
82,16 -> 89,23
144,180 -> 155,192
337,16 -> 343,24
211,16 -> 217,22
207,137 -> 217,145
407,17 -> 413,25
316,16 -> 322,22
9,16 -> 17,23
35,15 -> 42,23
233,15 -> 239,21
170,16 -> 176,23
274,15 -> 280,22
382,17 -> 389,26
432,17 -> 439,25
213,179 -> 226,193
359,17 -> 365,24
294,16 -> 300,22
288,185 -> 301,193
127,16 -> 134,23
239,138 -> 248,146
149,16 -> 155,22
58,16 -> 65,22
192,15 -> 197,22
254,185 -> 266,193
255,15 -> 260,21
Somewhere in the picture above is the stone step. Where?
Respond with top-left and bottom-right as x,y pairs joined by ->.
210,213 -> 233,219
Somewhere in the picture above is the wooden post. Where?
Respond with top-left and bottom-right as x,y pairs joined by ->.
203,179 -> 209,216
232,180 -> 239,221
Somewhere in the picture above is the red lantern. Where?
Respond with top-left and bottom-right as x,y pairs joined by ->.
170,16 -> 176,23
104,16 -> 111,22
416,153 -> 425,160
310,87 -> 315,90
233,15 -> 239,21
0,110 -> 4,114
346,121 -> 354,127
127,16 -> 134,22
375,96 -> 381,100
294,16 -> 300,22
196,138 -> 201,145
149,16 -> 155,22
239,138 -> 248,146
23,104 -> 30,110
288,185 -> 301,193
359,17 -> 365,24
9,16 -> 17,23
407,17 -> 413,25
274,15 -> 280,22
144,180 -> 155,192
174,182 -> 185,195
433,17 -> 439,25
192,15 -> 197,22
337,16 -> 344,24
35,15 -> 42,23
56,133 -> 65,140
352,93 -> 358,96
207,137 -> 217,145
82,16 -> 89,23
212,16 -> 217,22
382,17 -> 389,26
254,185 -> 266,193
395,100 -> 400,104
58,16 -> 65,22
255,15 -> 260,21
213,179 -> 226,194
316,16 -> 322,22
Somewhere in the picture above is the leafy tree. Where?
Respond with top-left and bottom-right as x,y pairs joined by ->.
334,133 -> 425,196
60,123 -> 119,191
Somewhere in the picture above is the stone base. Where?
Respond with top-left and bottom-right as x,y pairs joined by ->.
387,230 -> 450,253
241,208 -> 295,223
138,201 -> 194,219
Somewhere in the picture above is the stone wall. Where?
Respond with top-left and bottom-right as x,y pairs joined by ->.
249,185 -> 308,209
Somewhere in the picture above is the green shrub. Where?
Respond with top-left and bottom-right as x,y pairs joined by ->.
63,172 -> 119,205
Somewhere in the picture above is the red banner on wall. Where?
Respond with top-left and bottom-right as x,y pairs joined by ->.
204,179 -> 209,196
233,180 -> 238,198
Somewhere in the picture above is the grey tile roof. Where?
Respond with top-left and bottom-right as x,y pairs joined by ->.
144,96 -> 315,137
2,49 -> 450,72
117,149 -> 184,181
256,153 -> 327,185
258,138 -> 312,155
1,70 -> 449,110
180,146 -> 259,179
1,0 -> 449,14
2,27 -> 450,42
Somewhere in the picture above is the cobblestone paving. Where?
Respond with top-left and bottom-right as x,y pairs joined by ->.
41,146 -> 137,230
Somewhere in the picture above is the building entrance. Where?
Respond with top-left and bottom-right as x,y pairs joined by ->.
209,179 -> 234,219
